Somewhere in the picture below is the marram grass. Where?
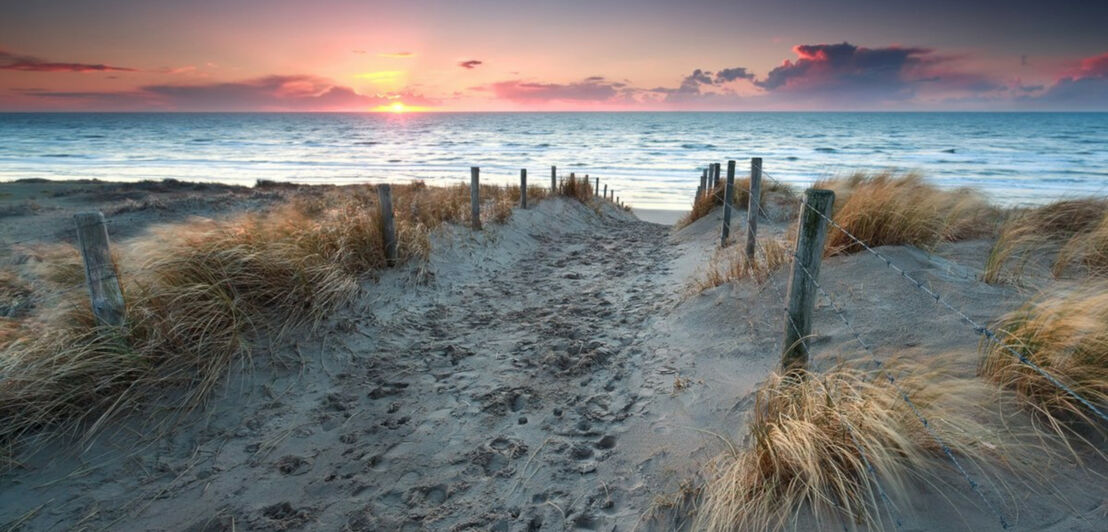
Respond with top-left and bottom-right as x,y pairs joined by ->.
816,172 -> 999,256
0,181 -> 551,452
695,362 -> 1010,531
984,198 -> 1108,283
979,284 -> 1108,443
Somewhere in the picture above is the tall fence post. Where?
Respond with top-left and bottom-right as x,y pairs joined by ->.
595,176 -> 599,197
712,163 -> 721,190
700,168 -> 708,198
603,183 -> 607,199
551,165 -> 557,191
377,184 -> 398,266
781,188 -> 835,371
74,212 -> 125,327
520,168 -> 528,208
470,167 -> 481,230
720,160 -> 736,247
745,157 -> 763,260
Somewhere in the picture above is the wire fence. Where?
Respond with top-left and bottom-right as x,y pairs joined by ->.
699,159 -> 1107,529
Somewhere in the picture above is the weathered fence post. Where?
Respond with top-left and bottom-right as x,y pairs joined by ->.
745,157 -> 763,260
470,167 -> 481,230
712,163 -> 721,189
720,160 -> 736,247
781,188 -> 835,371
595,176 -> 599,197
551,165 -> 557,191
377,184 -> 398,266
74,212 -> 125,327
700,168 -> 708,198
520,168 -> 528,208
603,183 -> 608,199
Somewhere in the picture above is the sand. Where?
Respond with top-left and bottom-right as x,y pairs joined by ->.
0,181 -> 1105,531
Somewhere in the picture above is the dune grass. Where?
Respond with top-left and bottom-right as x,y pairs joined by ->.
558,173 -> 593,203
983,198 -> 1108,284
691,238 -> 791,293
695,362 -> 1005,531
676,177 -> 795,229
979,284 -> 1108,443
815,172 -> 999,257
0,181 -> 542,451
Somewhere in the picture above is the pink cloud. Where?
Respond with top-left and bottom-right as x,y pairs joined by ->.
486,78 -> 627,103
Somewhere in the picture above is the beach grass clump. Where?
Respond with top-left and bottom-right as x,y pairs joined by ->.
696,363 -> 1000,531
558,174 -> 593,203
816,172 -> 998,256
677,178 -> 795,229
979,285 -> 1108,439
0,181 -> 534,449
692,239 -> 791,293
983,198 -> 1108,283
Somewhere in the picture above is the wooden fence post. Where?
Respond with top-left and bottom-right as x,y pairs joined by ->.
74,212 -> 125,327
377,184 -> 398,266
720,160 -> 736,247
551,165 -> 557,191
700,168 -> 708,198
594,177 -> 599,197
712,163 -> 721,189
745,157 -> 763,260
470,167 -> 481,230
781,188 -> 835,371
520,168 -> 528,208
603,183 -> 607,199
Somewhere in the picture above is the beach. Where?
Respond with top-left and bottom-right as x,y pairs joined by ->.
1,178 -> 1105,531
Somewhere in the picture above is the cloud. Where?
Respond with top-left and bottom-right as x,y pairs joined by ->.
379,51 -> 414,58
1032,51 -> 1108,109
484,77 -> 628,103
0,49 -> 136,72
714,67 -> 755,83
23,74 -> 437,111
458,60 -> 483,69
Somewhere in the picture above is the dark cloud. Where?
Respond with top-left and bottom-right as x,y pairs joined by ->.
24,74 -> 437,111
458,60 -> 483,69
0,49 -> 136,73
714,67 -> 754,83
1031,51 -> 1108,109
486,77 -> 626,103
756,42 -> 931,93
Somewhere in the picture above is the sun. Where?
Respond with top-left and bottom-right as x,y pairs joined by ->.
388,102 -> 407,113
371,101 -> 428,113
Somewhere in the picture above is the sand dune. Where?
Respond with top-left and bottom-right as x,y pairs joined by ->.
0,182 -> 1105,531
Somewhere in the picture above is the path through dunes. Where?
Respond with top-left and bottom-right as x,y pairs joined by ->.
0,198 -> 701,531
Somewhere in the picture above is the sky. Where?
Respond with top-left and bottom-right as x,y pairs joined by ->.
1,0 -> 1106,112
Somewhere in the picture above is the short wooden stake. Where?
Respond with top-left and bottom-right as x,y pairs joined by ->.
377,184 -> 398,266
745,157 -> 763,260
74,212 -> 126,327
470,167 -> 481,230
781,188 -> 835,371
551,165 -> 557,191
720,160 -> 736,247
520,168 -> 528,208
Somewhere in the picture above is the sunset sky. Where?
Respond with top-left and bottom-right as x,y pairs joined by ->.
1,0 -> 1106,112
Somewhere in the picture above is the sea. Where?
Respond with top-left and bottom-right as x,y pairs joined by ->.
1,112 -> 1105,210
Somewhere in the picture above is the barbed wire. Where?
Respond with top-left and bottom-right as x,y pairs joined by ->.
791,257 -> 1009,529
787,194 -> 1108,425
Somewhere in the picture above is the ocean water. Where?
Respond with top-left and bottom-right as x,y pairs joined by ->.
0,112 -> 1105,210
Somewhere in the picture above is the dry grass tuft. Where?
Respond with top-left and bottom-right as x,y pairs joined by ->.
696,363 -> 1004,531
558,174 -> 593,203
818,172 -> 999,256
983,198 -> 1108,283
692,239 -> 791,293
979,285 -> 1108,442
0,181 -> 536,451
677,178 -> 795,229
